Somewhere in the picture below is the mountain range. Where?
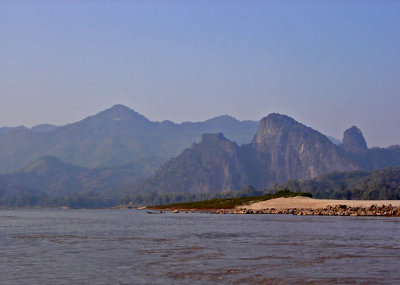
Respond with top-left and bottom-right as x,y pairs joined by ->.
1,105 -> 399,206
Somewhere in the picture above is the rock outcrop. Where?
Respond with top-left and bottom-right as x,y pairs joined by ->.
252,114 -> 358,184
341,126 -> 368,152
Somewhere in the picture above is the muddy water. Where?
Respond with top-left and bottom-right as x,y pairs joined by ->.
0,209 -> 399,284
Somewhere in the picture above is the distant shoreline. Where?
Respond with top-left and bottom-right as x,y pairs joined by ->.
3,197 -> 400,216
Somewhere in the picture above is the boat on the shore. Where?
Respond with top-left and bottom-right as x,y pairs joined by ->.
146,210 -> 165,214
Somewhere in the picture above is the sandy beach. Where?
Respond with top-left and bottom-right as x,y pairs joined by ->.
242,196 -> 400,210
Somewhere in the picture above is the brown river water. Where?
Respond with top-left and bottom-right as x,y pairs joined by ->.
0,209 -> 399,284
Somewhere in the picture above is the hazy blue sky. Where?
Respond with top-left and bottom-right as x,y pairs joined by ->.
1,1 -> 399,147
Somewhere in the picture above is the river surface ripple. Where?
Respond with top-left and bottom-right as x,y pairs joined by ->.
0,209 -> 399,284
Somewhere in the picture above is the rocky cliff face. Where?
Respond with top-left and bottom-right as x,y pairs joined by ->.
133,114 -> 362,193
341,126 -> 368,152
252,114 -> 358,184
339,126 -> 400,170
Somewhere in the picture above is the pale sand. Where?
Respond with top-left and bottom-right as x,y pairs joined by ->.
242,196 -> 400,210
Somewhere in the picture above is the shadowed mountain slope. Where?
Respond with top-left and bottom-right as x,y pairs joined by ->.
133,133 -> 249,194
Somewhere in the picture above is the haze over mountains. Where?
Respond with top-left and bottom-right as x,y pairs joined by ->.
1,104 -> 399,206
0,104 -> 258,173
0,155 -> 159,206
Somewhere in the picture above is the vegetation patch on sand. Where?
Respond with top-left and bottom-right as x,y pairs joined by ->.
147,189 -> 312,210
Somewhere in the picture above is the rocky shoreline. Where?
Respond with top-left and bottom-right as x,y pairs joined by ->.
210,204 -> 400,216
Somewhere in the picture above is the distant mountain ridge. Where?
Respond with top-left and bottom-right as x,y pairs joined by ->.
0,124 -> 58,135
0,104 -> 258,173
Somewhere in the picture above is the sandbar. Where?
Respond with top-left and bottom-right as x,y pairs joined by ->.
242,196 -> 400,210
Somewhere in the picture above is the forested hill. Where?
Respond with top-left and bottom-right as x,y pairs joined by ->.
0,155 -> 161,208
273,167 -> 400,200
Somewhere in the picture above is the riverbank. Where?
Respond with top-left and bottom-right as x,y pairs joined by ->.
206,197 -> 400,216
212,204 -> 399,216
149,197 -> 400,216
